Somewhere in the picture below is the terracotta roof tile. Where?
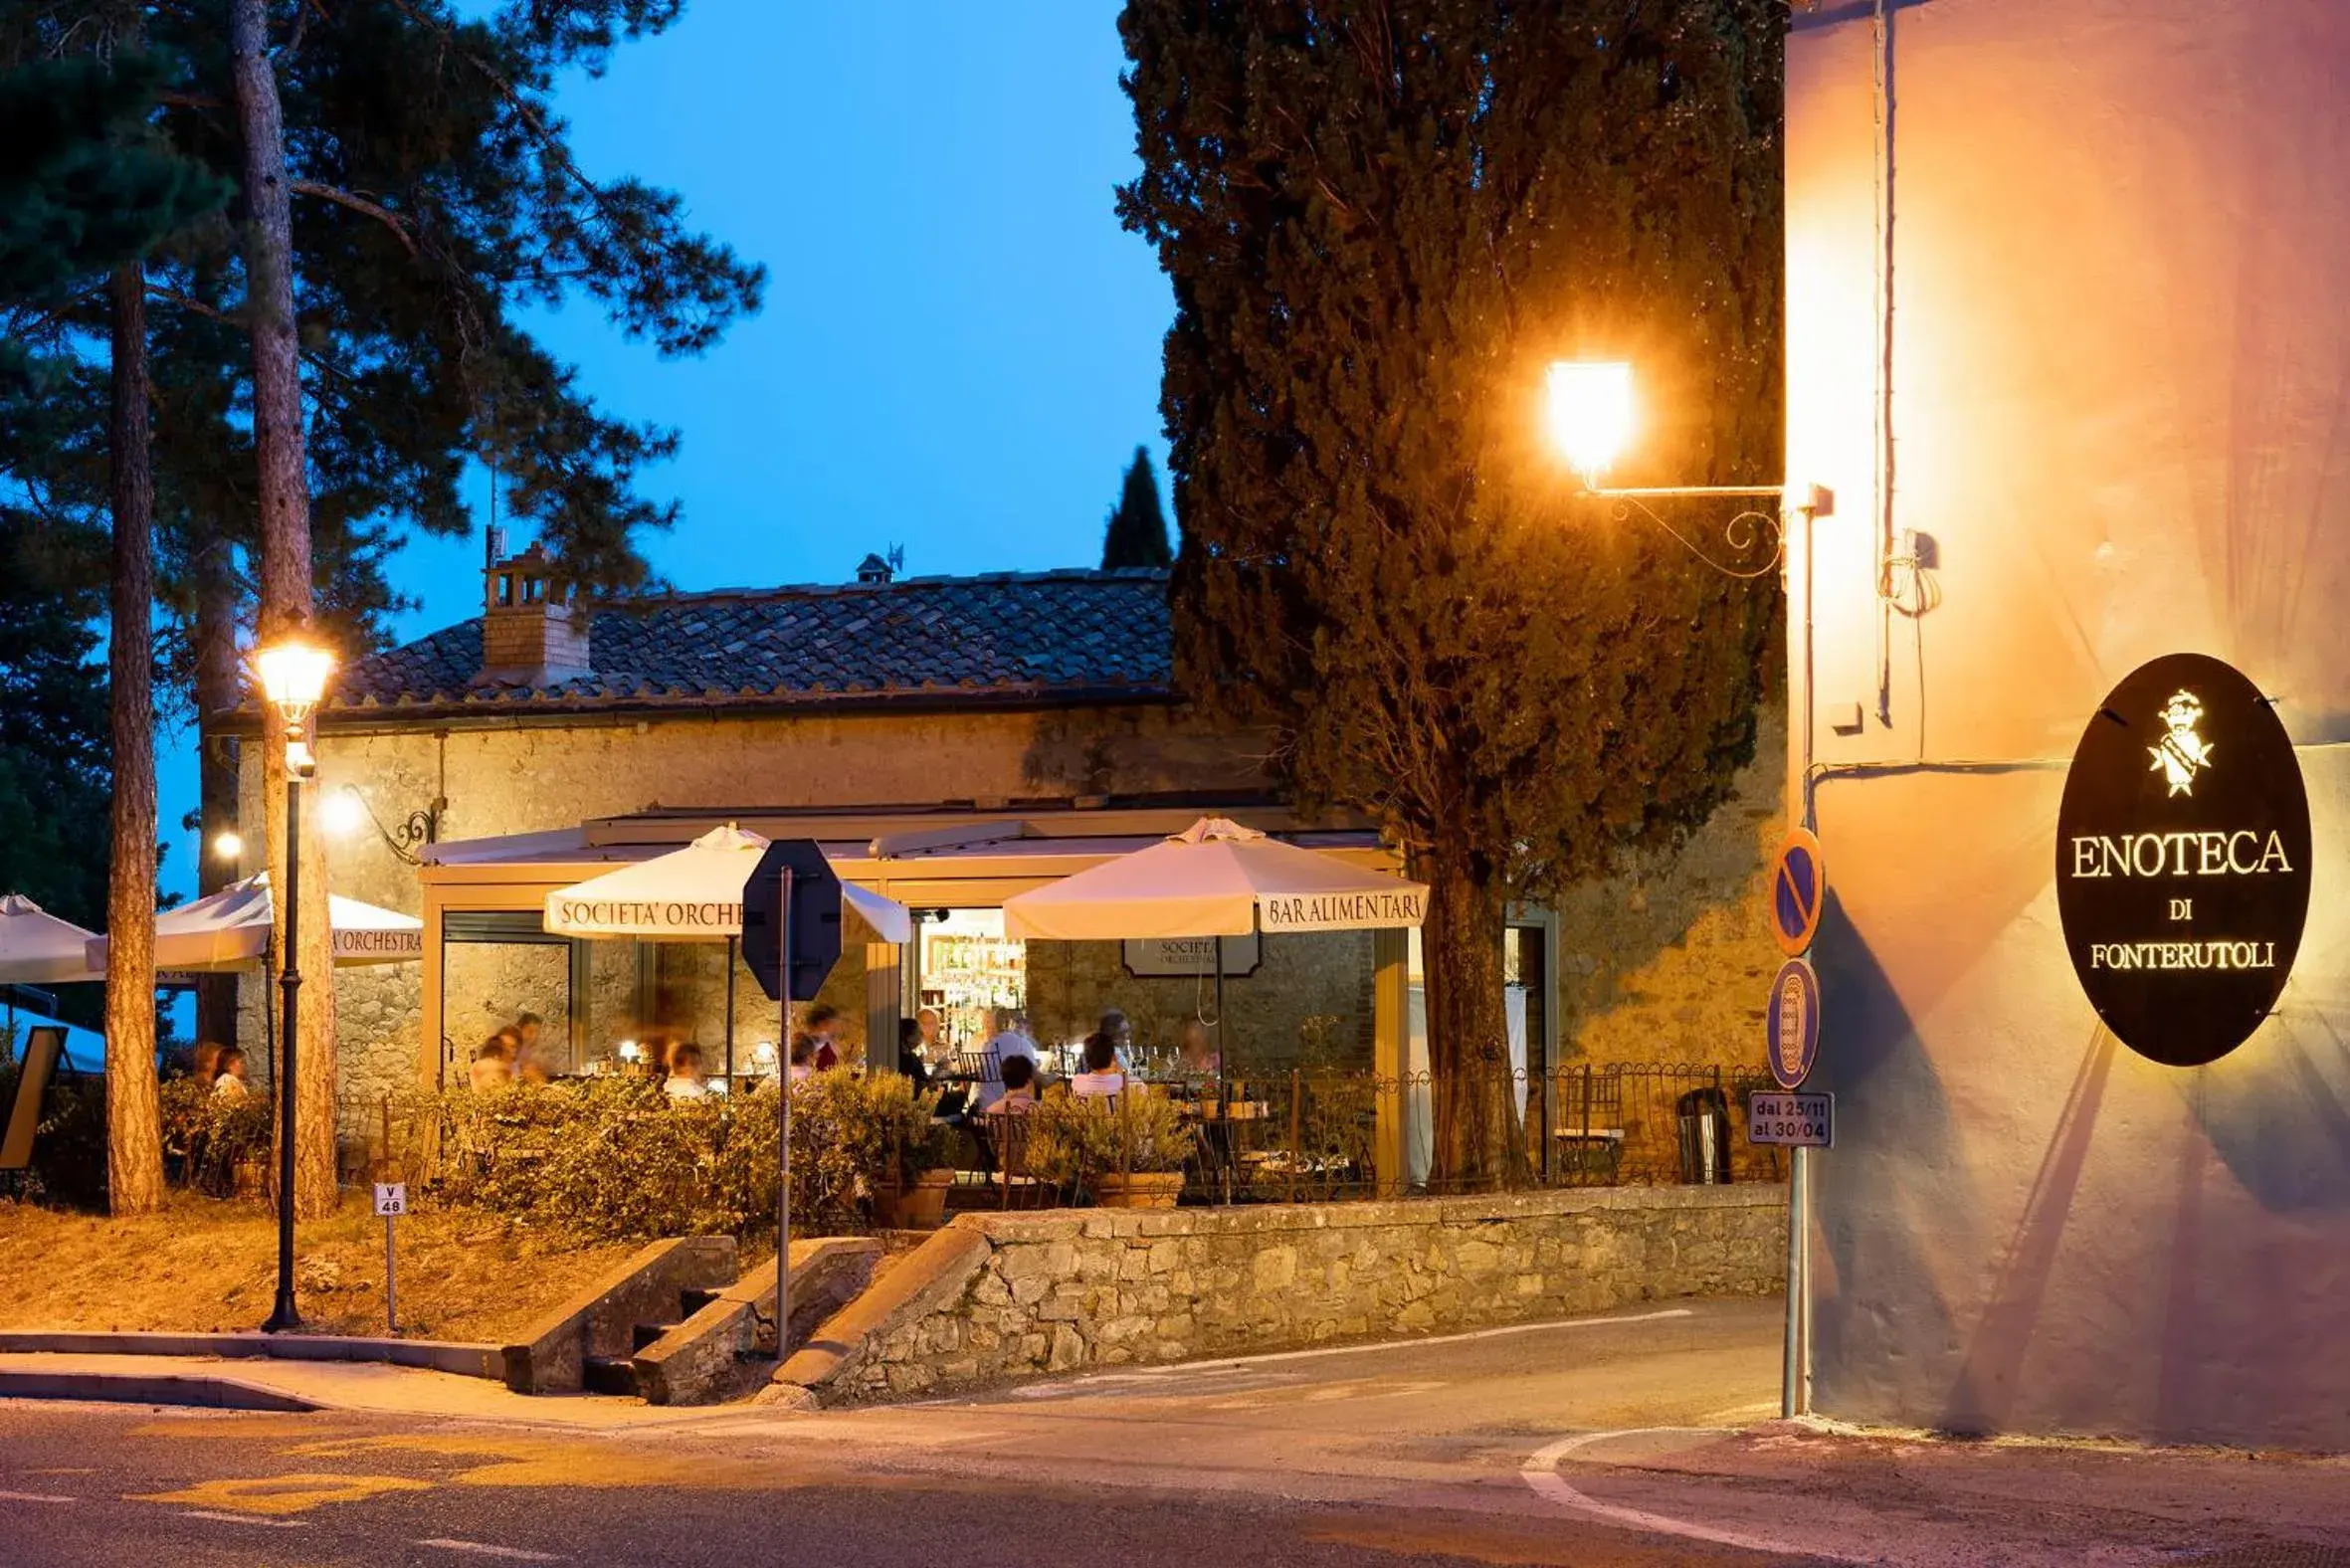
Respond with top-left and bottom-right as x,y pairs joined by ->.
329,568 -> 1173,720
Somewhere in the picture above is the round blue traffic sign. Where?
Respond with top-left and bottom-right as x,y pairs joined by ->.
1772,827 -> 1826,956
1766,957 -> 1821,1090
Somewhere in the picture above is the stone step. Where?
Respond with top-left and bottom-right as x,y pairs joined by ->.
582,1355 -> 641,1398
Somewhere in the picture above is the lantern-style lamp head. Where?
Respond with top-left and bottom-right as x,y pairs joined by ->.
254,633 -> 334,777
211,830 -> 244,862
618,1039 -> 642,1065
1544,359 -> 1635,487
752,1040 -> 778,1070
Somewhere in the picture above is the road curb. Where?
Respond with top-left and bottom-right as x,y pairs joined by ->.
0,1365 -> 321,1413
0,1330 -> 500,1380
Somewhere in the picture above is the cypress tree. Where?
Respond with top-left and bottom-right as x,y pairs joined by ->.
1120,0 -> 1784,1187
1100,445 -> 1174,569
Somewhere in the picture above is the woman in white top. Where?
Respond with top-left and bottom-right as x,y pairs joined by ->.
212,1045 -> 252,1101
1070,1033 -> 1125,1099
664,1042 -> 710,1100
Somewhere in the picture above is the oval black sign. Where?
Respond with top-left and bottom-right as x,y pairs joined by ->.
2056,653 -> 2311,1067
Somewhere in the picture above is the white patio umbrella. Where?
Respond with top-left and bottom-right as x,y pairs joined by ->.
82,874 -> 424,975
1002,817 -> 1427,941
543,823 -> 913,1078
0,894 -> 102,985
1001,817 -> 1428,1081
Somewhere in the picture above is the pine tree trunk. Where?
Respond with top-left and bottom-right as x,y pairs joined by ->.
104,260 -> 166,1217
233,0 -> 339,1219
1419,840 -> 1526,1193
193,543 -> 242,1054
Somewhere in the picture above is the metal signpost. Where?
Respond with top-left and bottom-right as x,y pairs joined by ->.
742,842 -> 845,1363
374,1182 -> 407,1333
1763,831 -> 1827,1420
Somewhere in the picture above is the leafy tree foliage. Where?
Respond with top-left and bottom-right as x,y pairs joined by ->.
1119,0 -> 1784,1184
0,51 -> 225,308
1100,445 -> 1174,569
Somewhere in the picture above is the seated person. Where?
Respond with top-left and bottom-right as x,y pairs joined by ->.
895,1017 -> 931,1089
213,1044 -> 252,1100
972,1007 -> 1041,1112
787,1036 -> 816,1085
1093,1009 -> 1133,1066
1071,1033 -> 1126,1099
469,1034 -> 516,1092
983,1053 -> 1040,1115
799,1004 -> 844,1073
1178,1017 -> 1220,1078
663,1042 -> 709,1100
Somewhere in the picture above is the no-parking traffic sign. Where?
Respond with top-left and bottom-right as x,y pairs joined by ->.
1772,827 -> 1826,957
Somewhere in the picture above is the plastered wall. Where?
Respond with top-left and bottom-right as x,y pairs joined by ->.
1791,0 -> 2350,1447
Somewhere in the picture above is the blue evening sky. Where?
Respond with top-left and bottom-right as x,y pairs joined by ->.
159,2 -> 1173,896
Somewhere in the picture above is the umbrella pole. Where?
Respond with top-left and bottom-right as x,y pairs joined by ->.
725,936 -> 737,1087
1216,933 -> 1230,1204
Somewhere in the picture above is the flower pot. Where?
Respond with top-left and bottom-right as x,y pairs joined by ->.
878,1167 -> 955,1229
1093,1171 -> 1185,1210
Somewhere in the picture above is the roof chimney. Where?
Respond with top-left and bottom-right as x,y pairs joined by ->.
855,551 -> 894,585
475,542 -> 592,687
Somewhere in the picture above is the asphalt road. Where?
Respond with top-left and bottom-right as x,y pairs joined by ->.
2,1298 -> 2346,1567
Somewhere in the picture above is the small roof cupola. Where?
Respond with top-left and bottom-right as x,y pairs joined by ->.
475,542 -> 592,687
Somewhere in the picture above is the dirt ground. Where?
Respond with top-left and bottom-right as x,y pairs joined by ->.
0,1191 -> 643,1342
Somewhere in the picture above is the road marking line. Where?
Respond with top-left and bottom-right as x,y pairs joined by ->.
0,1489 -> 77,1504
1520,1428 -> 1870,1565
181,1508 -> 307,1528
415,1539 -> 560,1561
1010,1307 -> 1699,1397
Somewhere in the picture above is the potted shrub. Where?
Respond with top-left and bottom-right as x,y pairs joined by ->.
865,1074 -> 955,1229
1029,1093 -> 1196,1209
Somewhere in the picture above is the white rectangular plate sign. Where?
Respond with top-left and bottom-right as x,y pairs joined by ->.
1747,1091 -> 1834,1148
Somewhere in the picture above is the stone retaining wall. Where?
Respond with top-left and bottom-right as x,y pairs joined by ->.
829,1185 -> 1784,1401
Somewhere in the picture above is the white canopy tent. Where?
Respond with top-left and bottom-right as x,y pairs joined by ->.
83,874 -> 424,975
543,824 -> 914,1079
0,894 -> 102,985
1002,817 -> 1428,1079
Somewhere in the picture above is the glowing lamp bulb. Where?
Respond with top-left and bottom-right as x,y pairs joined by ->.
618,1040 -> 641,1064
322,789 -> 366,838
1545,359 -> 1635,486
211,830 -> 244,862
752,1041 -> 778,1069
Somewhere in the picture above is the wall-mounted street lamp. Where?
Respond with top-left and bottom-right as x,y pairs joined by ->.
324,783 -> 443,866
1545,359 -> 1830,1421
210,830 -> 244,864
251,628 -> 334,1336
1545,359 -> 1832,581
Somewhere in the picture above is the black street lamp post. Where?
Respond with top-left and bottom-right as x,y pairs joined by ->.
253,632 -> 335,1336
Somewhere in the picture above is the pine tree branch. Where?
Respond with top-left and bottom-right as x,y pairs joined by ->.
379,0 -> 683,269
288,180 -> 420,257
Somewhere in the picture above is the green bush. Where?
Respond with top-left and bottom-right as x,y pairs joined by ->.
0,1059 -> 107,1209
425,1070 -> 945,1243
160,1077 -> 273,1197
1025,1091 -> 1197,1193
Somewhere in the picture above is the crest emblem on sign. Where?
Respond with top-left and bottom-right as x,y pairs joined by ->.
2148,689 -> 2212,797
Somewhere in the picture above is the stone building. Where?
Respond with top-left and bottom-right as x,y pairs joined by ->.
228,546 -> 1783,1179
